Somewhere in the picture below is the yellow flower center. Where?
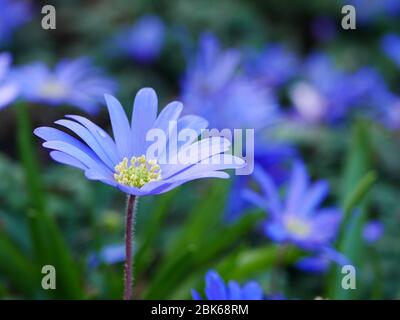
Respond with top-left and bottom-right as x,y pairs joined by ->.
39,80 -> 68,99
114,155 -> 161,188
285,216 -> 311,237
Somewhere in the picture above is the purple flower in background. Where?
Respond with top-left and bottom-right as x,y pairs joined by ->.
115,15 -> 165,63
181,33 -> 279,130
245,44 -> 299,88
381,34 -> 400,68
11,58 -> 117,113
0,0 -> 32,44
192,270 -> 263,300
34,88 -> 245,196
0,53 -> 18,109
363,220 -> 384,244
244,162 -> 347,272
88,244 -> 126,269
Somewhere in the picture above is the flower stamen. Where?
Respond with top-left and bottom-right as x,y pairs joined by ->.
114,155 -> 161,188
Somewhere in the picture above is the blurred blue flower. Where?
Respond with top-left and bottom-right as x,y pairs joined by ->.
0,0 -> 32,44
115,15 -> 165,63
181,33 -> 279,130
11,57 -> 117,113
363,220 -> 384,244
34,88 -> 245,196
88,243 -> 125,269
381,34 -> 400,68
379,94 -> 400,129
245,43 -> 299,87
192,270 -> 263,300
345,0 -> 400,23
0,52 -> 18,109
244,162 -> 347,272
225,143 -> 296,222
289,53 -> 379,124
296,247 -> 348,273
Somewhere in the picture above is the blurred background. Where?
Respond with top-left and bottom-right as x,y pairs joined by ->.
0,0 -> 400,299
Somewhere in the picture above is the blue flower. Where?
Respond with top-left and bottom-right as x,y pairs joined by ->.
244,162 -> 346,272
345,0 -> 400,24
363,220 -> 384,244
34,88 -> 245,196
245,43 -> 299,88
11,57 -> 117,113
0,52 -> 18,109
192,270 -> 263,300
225,143 -> 296,222
0,0 -> 32,44
115,15 -> 165,63
181,33 -> 279,130
381,34 -> 400,68
87,244 -> 126,269
289,53 -> 378,124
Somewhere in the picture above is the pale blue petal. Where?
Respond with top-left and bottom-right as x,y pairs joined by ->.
104,94 -> 132,158
131,87 -> 158,156
65,115 -> 119,165
50,151 -> 87,170
299,181 -> 329,216
286,161 -> 308,214
55,119 -> 115,170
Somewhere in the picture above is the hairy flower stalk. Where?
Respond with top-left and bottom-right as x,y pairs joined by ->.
124,195 -> 136,300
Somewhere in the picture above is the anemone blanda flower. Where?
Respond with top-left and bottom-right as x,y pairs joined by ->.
34,88 -> 245,196
224,143 -> 296,222
243,162 -> 347,273
11,57 -> 117,113
0,0 -> 32,43
0,52 -> 18,109
192,270 -> 263,300
289,53 -> 380,124
115,15 -> 165,63
181,33 -> 279,130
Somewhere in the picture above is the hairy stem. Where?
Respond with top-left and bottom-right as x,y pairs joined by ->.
124,195 -> 136,300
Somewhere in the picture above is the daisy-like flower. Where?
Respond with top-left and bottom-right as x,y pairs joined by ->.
243,162 -> 347,273
0,52 -> 18,109
34,88 -> 245,299
34,88 -> 244,195
11,57 -> 117,113
192,270 -> 263,300
289,53 -> 380,125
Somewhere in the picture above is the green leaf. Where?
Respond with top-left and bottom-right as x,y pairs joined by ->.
15,101 -> 83,299
0,233 -> 37,296
327,121 -> 374,299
